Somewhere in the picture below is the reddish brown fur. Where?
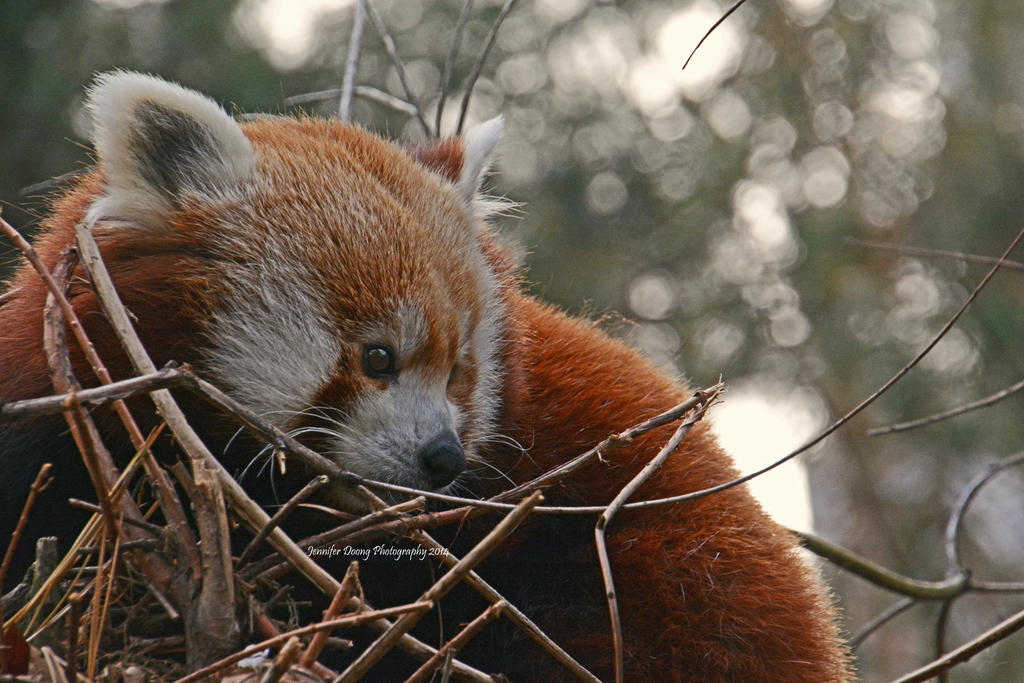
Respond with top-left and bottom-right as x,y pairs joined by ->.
0,109 -> 853,680
488,293 -> 851,680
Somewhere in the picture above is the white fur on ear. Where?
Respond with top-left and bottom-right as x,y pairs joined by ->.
458,116 -> 504,205
85,70 -> 254,227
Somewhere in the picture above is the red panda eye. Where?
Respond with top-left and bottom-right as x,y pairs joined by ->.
363,344 -> 397,379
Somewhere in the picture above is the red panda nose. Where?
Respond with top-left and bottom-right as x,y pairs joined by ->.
417,431 -> 466,489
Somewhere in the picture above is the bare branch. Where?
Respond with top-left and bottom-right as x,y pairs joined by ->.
363,0 -> 431,135
892,604 -> 1024,683
0,365 -> 185,421
175,602 -> 434,683
0,463 -> 53,589
847,237 -> 1024,273
594,387 -> 719,683
943,451 -> 1024,572
237,475 -> 330,566
338,490 -> 543,679
627,225 -> 1024,508
435,0 -> 475,136
299,561 -> 361,669
869,377 -> 1024,435
796,531 -> 966,600
456,0 -> 520,135
682,0 -> 749,71
850,597 -> 916,650
285,86 -> 419,116
338,0 -> 366,121
405,600 -> 504,683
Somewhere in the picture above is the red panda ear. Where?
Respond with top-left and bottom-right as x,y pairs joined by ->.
85,70 -> 255,227
458,116 -> 503,204
410,117 -> 503,208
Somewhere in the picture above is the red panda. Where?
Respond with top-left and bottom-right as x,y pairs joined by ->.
0,72 -> 853,681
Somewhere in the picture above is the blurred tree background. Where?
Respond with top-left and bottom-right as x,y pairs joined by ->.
3,1 -> 1024,680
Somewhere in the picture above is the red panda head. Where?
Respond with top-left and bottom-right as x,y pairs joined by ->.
83,71 -> 507,501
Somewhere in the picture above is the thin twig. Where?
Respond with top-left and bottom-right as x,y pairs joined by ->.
456,0 -> 520,135
237,475 -> 330,566
363,0 -> 430,134
850,597 -> 916,649
435,0 -> 475,135
682,0 -> 748,71
174,602 -> 433,683
67,500 -> 164,539
62,397 -> 120,540
90,538 -> 123,679
594,387 -> 719,683
869,377 -> 1024,435
405,601 -> 504,683
0,462 -> 53,674
338,0 -> 366,121
75,539 -> 159,555
246,497 -> 423,580
0,463 -> 53,588
299,561 -> 361,668
491,388 -> 717,504
968,580 -> 1024,593
847,237 -> 1024,273
285,86 -> 419,116
359,488 -> 600,682
934,598 -> 955,683
627,225 -> 1024,509
943,451 -> 1024,572
892,603 -> 1024,683
0,365 -> 185,421
337,491 -> 543,680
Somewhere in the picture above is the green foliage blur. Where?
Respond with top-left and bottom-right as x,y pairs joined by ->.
3,1 -> 1024,679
